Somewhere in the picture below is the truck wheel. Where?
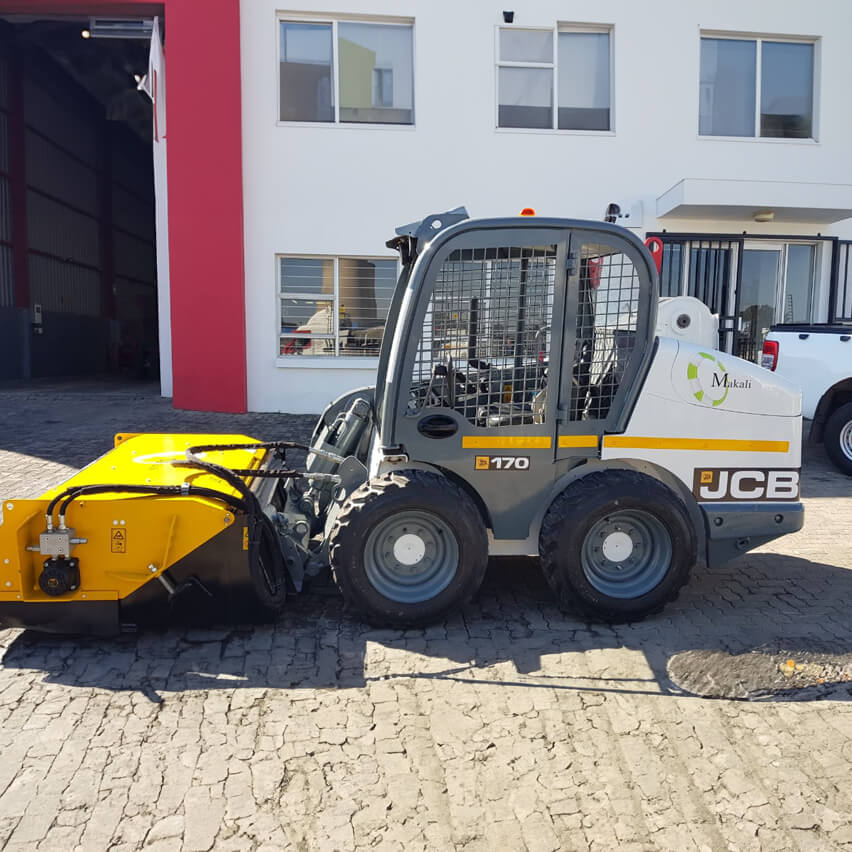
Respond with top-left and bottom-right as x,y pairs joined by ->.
824,402 -> 852,476
328,470 -> 488,626
539,470 -> 695,622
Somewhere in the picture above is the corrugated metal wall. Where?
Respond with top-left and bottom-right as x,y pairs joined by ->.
26,129 -> 99,214
111,132 -> 156,331
0,56 -> 13,309
24,67 -> 104,319
23,75 -> 97,165
0,23 -> 157,379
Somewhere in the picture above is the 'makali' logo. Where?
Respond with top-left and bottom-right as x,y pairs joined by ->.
686,352 -> 751,407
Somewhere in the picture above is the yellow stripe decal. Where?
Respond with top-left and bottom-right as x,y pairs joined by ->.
557,435 -> 599,449
602,436 -> 790,453
462,436 -> 552,449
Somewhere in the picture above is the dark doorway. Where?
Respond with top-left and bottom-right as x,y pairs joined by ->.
0,16 -> 158,382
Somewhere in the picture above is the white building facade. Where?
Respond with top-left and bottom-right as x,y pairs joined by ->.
239,0 -> 852,414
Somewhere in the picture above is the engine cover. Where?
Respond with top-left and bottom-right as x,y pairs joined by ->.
656,296 -> 719,349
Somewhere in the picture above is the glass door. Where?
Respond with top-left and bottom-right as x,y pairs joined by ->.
781,244 -> 816,324
737,246 -> 782,362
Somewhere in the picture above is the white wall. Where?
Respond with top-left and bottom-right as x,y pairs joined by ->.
240,0 -> 852,413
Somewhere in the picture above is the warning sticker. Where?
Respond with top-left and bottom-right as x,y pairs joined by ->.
110,528 -> 127,553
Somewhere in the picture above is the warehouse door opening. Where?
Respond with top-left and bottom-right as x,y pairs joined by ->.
0,16 -> 159,382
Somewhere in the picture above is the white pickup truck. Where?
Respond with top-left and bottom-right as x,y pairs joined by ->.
762,323 -> 852,475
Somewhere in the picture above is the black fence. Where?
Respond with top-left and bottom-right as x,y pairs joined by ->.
835,241 -> 852,322
650,233 -> 852,362
658,236 -> 744,355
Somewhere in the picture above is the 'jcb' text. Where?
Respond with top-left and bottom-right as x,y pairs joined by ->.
692,468 -> 799,502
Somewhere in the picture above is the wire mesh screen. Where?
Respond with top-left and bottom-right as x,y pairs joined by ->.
570,242 -> 640,421
408,245 -> 557,427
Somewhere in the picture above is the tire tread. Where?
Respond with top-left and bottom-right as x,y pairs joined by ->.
539,470 -> 694,623
824,402 -> 852,476
328,469 -> 488,627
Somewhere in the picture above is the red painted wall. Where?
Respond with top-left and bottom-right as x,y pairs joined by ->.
0,0 -> 248,412
165,0 -> 246,411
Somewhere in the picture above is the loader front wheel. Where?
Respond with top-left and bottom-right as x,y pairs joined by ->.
329,470 -> 487,626
539,470 -> 695,622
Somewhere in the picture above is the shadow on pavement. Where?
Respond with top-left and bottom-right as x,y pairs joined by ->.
2,553 -> 850,703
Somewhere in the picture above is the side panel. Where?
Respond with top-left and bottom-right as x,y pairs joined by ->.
0,434 -> 264,627
602,337 -> 802,497
0,496 -> 238,606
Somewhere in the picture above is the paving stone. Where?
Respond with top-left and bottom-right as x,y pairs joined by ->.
0,385 -> 849,851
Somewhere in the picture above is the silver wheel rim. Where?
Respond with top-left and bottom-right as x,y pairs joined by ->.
364,510 -> 459,604
581,509 -> 673,599
839,420 -> 852,461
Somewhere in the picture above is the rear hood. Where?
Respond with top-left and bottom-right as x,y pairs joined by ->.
669,340 -> 801,417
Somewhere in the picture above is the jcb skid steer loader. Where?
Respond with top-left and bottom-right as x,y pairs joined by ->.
0,210 -> 804,635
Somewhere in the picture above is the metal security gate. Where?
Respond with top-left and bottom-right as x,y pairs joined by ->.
653,233 -> 852,361
656,236 -> 743,355
834,241 -> 852,322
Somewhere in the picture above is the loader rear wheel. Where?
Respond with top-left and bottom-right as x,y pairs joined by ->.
329,470 -> 487,626
824,402 -> 852,476
539,470 -> 695,622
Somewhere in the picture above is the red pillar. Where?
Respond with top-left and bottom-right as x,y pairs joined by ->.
165,0 -> 247,412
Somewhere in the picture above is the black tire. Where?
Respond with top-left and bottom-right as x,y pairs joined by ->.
824,402 -> 852,476
328,469 -> 488,626
249,518 -> 287,613
539,470 -> 696,623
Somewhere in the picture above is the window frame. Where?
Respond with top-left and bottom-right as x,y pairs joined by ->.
494,22 -> 615,135
698,31 -> 820,142
276,14 -> 416,129
276,253 -> 400,367
749,240 -> 821,324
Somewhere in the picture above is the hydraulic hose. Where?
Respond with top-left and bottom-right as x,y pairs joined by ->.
46,483 -> 245,530
176,447 -> 291,607
178,443 -> 342,484
55,483 -> 247,529
186,440 -> 345,465
49,480 -> 287,608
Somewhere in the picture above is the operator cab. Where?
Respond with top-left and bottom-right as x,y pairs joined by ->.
372,209 -> 656,542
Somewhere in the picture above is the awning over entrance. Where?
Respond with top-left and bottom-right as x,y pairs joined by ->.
657,179 -> 852,224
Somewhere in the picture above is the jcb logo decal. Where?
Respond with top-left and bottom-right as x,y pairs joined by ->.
474,455 -> 530,471
692,468 -> 800,502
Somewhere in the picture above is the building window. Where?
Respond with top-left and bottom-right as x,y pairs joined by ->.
279,20 -> 414,125
279,256 -> 398,357
699,36 -> 815,139
497,26 -> 612,131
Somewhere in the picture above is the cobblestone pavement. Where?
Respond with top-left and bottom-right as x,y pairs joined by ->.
0,382 -> 850,852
